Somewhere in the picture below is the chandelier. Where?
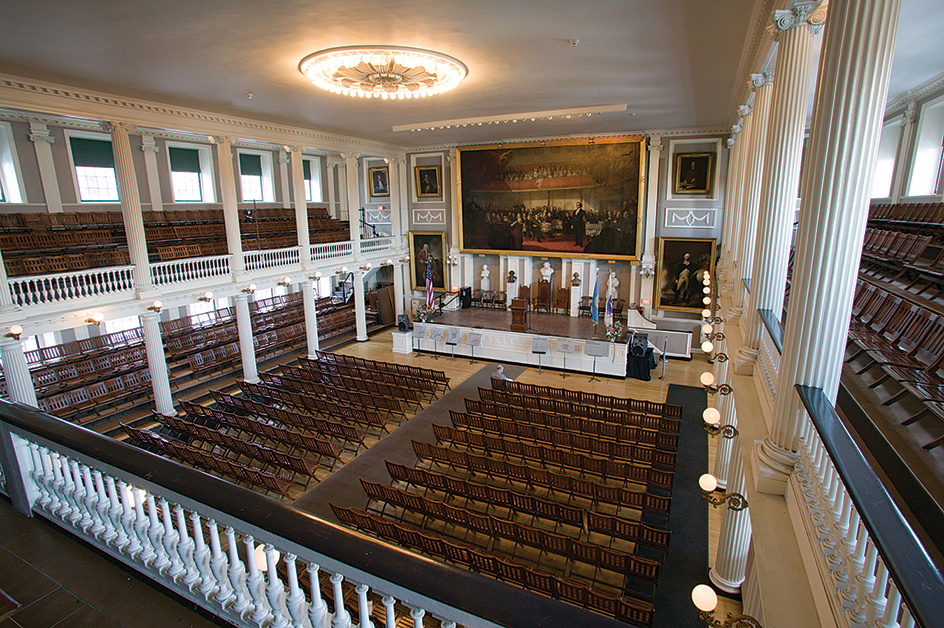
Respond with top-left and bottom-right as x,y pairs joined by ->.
299,46 -> 468,100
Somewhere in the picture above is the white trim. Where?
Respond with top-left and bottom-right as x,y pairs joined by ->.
236,147 -> 275,202
665,137 -> 723,201
63,128 -> 120,204
303,155 -> 323,203
165,140 -> 216,203
0,121 -> 26,203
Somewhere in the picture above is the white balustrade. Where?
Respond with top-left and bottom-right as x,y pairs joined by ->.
150,255 -> 231,286
360,236 -> 395,256
310,241 -> 353,262
244,246 -> 301,272
8,265 -> 135,307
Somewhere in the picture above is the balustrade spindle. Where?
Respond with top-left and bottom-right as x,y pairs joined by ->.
120,482 -> 142,557
283,553 -> 310,628
50,452 -> 70,520
28,443 -> 50,509
410,607 -> 425,628
160,499 -> 186,582
225,526 -> 255,619
355,583 -> 373,628
69,460 -> 90,530
867,561 -> 891,626
441,621 -> 456,628
134,488 -> 156,565
174,505 -> 201,591
854,539 -> 878,625
105,476 -> 126,549
190,512 -> 218,600
382,596 -> 395,628
146,494 -> 172,574
88,468 -> 108,539
208,520 -> 236,607
57,456 -> 77,524
900,606 -> 915,628
877,581 -> 902,628
264,544 -> 291,628
39,446 -> 57,513
308,563 -> 328,628
244,536 -> 275,626
330,572 -> 351,628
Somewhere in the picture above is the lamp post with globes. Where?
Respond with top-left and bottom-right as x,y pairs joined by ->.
692,584 -> 763,627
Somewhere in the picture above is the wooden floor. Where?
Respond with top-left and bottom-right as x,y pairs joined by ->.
433,307 -> 615,340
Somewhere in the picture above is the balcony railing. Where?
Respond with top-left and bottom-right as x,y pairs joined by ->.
244,246 -> 300,272
360,236 -> 395,256
8,265 -> 136,307
0,400 -> 621,628
310,241 -> 353,262
150,255 -> 231,286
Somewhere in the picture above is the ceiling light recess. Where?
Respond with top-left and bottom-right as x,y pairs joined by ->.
392,104 -> 628,133
299,46 -> 468,100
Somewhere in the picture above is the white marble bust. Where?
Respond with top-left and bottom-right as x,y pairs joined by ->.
481,265 -> 490,291
540,262 -> 554,283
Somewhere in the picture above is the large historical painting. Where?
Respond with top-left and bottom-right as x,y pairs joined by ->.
656,237 -> 716,313
458,137 -> 645,260
408,231 -> 448,291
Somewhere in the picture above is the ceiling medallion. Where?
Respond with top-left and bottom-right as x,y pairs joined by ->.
299,46 -> 468,100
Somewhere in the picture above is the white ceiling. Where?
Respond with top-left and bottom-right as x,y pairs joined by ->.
0,0 -> 941,148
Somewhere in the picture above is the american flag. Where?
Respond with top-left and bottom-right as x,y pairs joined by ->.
425,260 -> 434,307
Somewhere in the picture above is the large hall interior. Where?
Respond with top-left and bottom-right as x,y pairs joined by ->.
0,1 -> 942,628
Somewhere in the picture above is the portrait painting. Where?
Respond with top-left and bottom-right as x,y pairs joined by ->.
458,137 -> 645,260
673,152 -> 713,195
656,237 -> 716,313
415,165 -> 442,198
369,166 -> 390,198
408,231 -> 448,291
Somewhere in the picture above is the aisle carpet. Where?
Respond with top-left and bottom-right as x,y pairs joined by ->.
649,384 -> 709,628
292,361 -> 527,521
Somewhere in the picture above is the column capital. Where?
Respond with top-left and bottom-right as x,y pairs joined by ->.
727,137 -> 736,148
732,122 -> 742,135
279,152 -> 289,164
648,135 -> 663,152
140,134 -> 159,153
738,104 -> 752,117
140,310 -> 160,324
105,121 -> 138,135
210,135 -> 235,146
750,72 -> 775,90
28,127 -> 55,145
773,3 -> 827,37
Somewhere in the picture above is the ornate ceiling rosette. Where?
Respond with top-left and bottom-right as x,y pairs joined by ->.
299,46 -> 468,100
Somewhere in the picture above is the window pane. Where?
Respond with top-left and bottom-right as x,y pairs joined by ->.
69,137 -> 115,168
871,119 -> 902,198
239,153 -> 263,176
0,177 -> 5,203
75,166 -> 119,202
305,178 -> 314,202
169,147 -> 201,173
908,100 -> 944,196
171,171 -> 203,202
241,174 -> 263,201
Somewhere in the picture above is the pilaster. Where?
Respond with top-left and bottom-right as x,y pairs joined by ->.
139,133 -> 163,213
723,105 -> 753,296
28,121 -> 63,214
214,136 -> 244,275
290,146 -> 311,262
279,150 -> 291,209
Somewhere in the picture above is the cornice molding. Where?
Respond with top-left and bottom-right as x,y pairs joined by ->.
885,70 -> 944,117
728,0 -> 777,125
0,73 -> 405,159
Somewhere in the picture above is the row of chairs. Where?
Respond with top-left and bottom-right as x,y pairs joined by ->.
32,345 -> 146,400
448,412 -> 677,469
265,370 -> 406,419
330,504 -> 655,626
38,368 -> 151,423
311,350 -> 451,392
122,424 -> 292,495
180,401 -> 342,460
25,328 -> 143,368
470,290 -> 508,309
4,250 -> 130,277
870,202 -> 944,225
210,390 -> 366,446
238,381 -> 389,433
294,363 -> 426,408
492,379 -> 682,418
298,359 -> 440,400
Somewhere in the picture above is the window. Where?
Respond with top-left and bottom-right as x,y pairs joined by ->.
168,144 -> 215,203
103,315 -> 140,336
303,157 -> 323,202
238,150 -> 274,202
0,178 -> 5,203
871,118 -> 902,198
908,96 -> 944,197
0,122 -> 26,203
68,135 -> 119,202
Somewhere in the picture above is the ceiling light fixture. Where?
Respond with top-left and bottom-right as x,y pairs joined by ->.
392,104 -> 628,133
299,46 -> 468,100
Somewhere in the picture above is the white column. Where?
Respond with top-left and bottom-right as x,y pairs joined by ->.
389,158 -> 403,240
337,159 -> 349,221
723,106 -> 753,294
302,279 -> 320,357
140,312 -> 174,416
709,435 -> 752,594
353,269 -> 368,342
754,0 -> 902,495
727,73 -> 774,324
109,122 -> 154,294
712,338 -> 737,488
279,150 -> 291,209
640,135 -> 661,319
345,154 -> 361,255
446,153 -> 459,251
737,4 -> 825,375
28,121 -> 63,214
718,124 -> 742,280
393,262 -> 405,317
215,137 -> 245,275
326,159 -> 340,219
290,147 -> 311,263
1,338 -> 37,407
234,294 -> 259,383
140,133 -> 163,213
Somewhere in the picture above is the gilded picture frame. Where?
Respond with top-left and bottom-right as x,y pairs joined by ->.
369,166 -> 390,198
408,231 -> 448,291
656,236 -> 716,313
415,165 -> 442,198
673,152 -> 713,195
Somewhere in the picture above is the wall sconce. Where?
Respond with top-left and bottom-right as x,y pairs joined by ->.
359,263 -> 372,272
707,351 -> 728,366
309,271 -> 322,281
692,585 -> 763,627
703,296 -> 712,306
86,312 -> 105,326
446,254 -> 459,267
336,266 -> 349,275
384,258 -> 394,267
5,325 -> 23,340
700,371 -> 732,395
703,310 -> 724,325
703,407 -> 738,439
276,277 -> 291,287
698,474 -> 749,510
241,284 -> 257,294
398,256 -> 410,264
639,263 -> 655,279
198,292 -> 213,302
147,301 -> 162,313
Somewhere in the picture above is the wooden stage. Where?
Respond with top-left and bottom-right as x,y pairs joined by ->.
431,307 -> 608,340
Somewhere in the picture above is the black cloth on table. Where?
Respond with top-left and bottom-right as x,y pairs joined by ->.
627,347 -> 657,381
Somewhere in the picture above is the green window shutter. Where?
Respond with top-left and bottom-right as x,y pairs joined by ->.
239,153 -> 263,176
303,159 -> 312,181
169,147 -> 201,173
70,137 -> 115,168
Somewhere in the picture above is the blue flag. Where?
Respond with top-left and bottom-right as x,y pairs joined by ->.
590,275 -> 600,325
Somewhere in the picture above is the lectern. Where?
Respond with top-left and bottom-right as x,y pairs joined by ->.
510,298 -> 529,332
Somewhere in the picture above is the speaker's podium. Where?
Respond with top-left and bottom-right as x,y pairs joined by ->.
510,298 -> 529,332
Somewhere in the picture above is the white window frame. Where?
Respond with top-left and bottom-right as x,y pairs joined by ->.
871,116 -> 904,200
907,93 -> 944,198
103,315 -> 140,336
64,129 -> 120,203
303,156 -> 323,203
0,122 -> 26,203
166,141 -> 216,203
237,149 -> 275,202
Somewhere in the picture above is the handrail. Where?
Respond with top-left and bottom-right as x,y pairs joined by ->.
0,399 -> 623,628
796,385 -> 944,628
359,208 -> 380,239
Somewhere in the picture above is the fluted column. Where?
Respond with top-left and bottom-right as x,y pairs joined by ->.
393,262 -> 405,317
235,294 -> 259,384
337,160 -> 349,221
326,159 -> 340,219
290,147 -> 311,263
140,312 -> 174,416
754,0 -> 902,495
727,74 -> 774,323
712,336 -> 737,489
389,158 -> 403,240
353,269 -> 368,342
709,435 -> 752,593
344,154 -> 361,255
28,121 -> 63,213
1,338 -> 37,407
641,135 -> 661,319
737,4 -> 825,375
278,150 -> 291,209
139,134 -> 163,213
723,106 -> 753,295
302,279 -> 320,357
215,136 -> 244,275
718,124 -> 742,280
109,122 -> 153,293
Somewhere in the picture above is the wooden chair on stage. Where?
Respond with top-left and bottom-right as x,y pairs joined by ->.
471,290 -> 483,307
534,280 -> 553,313
492,291 -> 507,309
517,285 -> 531,303
578,296 -> 593,317
554,288 -> 569,314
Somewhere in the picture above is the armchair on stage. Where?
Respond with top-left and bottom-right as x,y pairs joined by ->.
533,280 -> 553,313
